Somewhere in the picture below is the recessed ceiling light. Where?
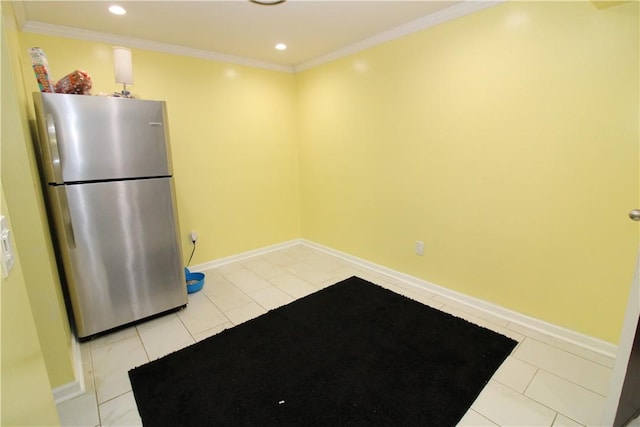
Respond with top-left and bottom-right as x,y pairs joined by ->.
275,43 -> 287,51
108,5 -> 126,15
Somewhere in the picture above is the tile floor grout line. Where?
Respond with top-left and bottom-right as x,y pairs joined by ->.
197,292 -> 235,335
510,344 -> 610,399
504,323 -> 615,367
522,334 -> 615,369
520,364 -> 539,396
477,409 -> 503,427
526,365 -> 610,399
215,270 -> 268,302
511,367 -> 605,426
521,384 -> 590,427
266,276 -> 314,299
87,343 -> 103,427
486,378 -> 562,426
174,306 -> 198,343
134,326 -> 152,368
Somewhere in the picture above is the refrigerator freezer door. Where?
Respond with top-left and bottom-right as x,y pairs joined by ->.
50,178 -> 186,338
33,92 -> 173,183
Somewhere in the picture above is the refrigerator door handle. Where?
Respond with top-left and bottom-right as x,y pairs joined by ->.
57,188 -> 76,250
46,113 -> 64,184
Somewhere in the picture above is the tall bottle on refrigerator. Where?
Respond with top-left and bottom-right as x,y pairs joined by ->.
32,92 -> 187,339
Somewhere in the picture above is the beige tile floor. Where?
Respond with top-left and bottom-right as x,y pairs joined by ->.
56,244 -> 637,426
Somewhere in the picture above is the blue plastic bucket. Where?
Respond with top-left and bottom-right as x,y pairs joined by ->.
184,267 -> 205,294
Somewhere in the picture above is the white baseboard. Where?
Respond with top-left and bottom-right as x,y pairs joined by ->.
187,238 -> 618,358
52,335 -> 85,404
189,239 -> 304,272
301,239 -> 618,359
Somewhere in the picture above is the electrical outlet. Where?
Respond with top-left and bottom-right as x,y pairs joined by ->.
189,232 -> 198,243
415,240 -> 424,256
1,216 -> 15,278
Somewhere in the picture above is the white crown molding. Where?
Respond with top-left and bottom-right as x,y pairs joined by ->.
20,1 -> 502,75
20,21 -> 295,74
294,0 -> 504,72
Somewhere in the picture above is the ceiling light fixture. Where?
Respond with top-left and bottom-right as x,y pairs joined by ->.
108,5 -> 126,15
275,43 -> 287,51
249,0 -> 286,5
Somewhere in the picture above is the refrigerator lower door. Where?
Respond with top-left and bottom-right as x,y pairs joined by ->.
49,177 -> 187,338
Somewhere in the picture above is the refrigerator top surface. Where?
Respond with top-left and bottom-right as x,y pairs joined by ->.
33,92 -> 174,183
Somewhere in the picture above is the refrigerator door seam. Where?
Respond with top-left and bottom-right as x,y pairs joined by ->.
60,175 -> 173,186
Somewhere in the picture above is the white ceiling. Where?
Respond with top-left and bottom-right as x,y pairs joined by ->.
16,1 -> 495,72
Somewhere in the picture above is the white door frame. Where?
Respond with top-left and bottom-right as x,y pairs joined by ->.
602,249 -> 640,425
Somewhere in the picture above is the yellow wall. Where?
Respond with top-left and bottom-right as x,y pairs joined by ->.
297,1 -> 639,343
0,189 -> 60,426
1,1 -> 75,389
18,33 -> 301,264
8,1 -> 638,367
1,5 -> 60,424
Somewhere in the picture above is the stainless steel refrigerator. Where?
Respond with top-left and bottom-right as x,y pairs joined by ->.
33,92 -> 187,339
